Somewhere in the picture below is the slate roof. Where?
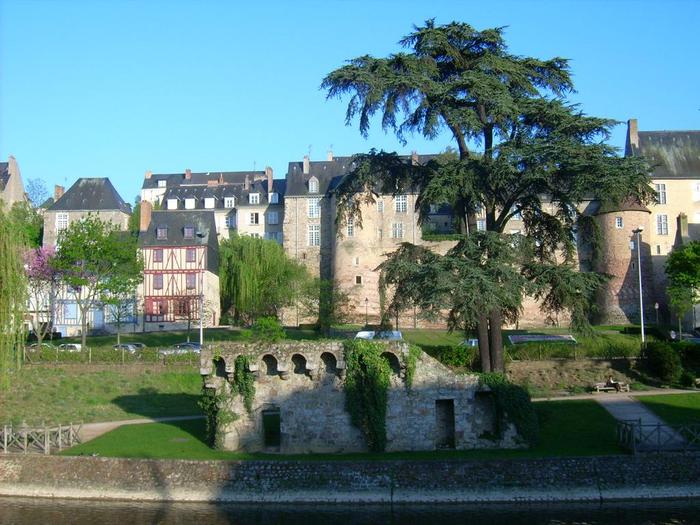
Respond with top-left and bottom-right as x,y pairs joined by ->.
47,178 -> 131,213
595,196 -> 651,215
284,154 -> 439,197
142,171 -> 265,190
161,179 -> 286,209
0,162 -> 8,191
629,131 -> 700,178
139,211 -> 219,273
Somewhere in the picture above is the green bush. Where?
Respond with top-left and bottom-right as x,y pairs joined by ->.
674,342 -> 700,371
479,373 -> 539,446
679,369 -> 697,388
644,342 -> 683,383
422,344 -> 478,369
251,316 -> 285,342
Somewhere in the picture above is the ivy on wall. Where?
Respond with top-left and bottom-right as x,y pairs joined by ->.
404,344 -> 422,390
479,372 -> 539,446
198,382 -> 237,449
233,355 -> 256,414
343,340 -> 391,452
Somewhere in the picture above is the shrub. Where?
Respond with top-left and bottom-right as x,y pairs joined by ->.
679,369 -> 697,388
479,373 -> 539,446
421,344 -> 478,369
251,316 -> 285,342
644,342 -> 683,383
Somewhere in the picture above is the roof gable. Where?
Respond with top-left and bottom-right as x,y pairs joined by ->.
47,178 -> 131,213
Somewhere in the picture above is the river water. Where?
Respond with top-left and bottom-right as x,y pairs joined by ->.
1,497 -> 699,524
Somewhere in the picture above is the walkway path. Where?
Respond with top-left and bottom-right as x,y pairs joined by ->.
531,388 -> 698,402
79,415 -> 204,442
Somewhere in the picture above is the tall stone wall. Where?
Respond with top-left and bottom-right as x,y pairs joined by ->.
201,341 -> 518,455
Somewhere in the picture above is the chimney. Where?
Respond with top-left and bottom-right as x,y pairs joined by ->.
303,155 -> 310,175
244,174 -> 251,191
144,170 -> 152,180
185,168 -> 192,180
411,150 -> 419,166
265,166 -> 273,193
218,173 -> 224,185
54,185 -> 65,201
140,200 -> 153,232
327,150 -> 333,162
625,119 -> 639,156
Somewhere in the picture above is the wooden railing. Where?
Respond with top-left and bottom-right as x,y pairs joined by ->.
1,423 -> 81,455
617,419 -> 700,454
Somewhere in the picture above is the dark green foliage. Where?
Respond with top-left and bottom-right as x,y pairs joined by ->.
674,342 -> 700,372
7,202 -> 43,248
298,278 -> 354,332
479,373 -> 539,446
644,342 -> 683,383
421,344 -> 478,370
666,241 -> 700,321
251,316 -> 286,342
679,369 -> 697,388
233,355 -> 255,414
128,201 -> 141,235
404,344 -> 422,388
198,387 -> 220,447
343,340 -> 391,452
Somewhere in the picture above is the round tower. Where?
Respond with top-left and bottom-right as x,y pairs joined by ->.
595,199 -> 654,325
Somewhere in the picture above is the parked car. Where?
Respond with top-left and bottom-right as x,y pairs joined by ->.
459,338 -> 479,347
58,343 -> 82,352
26,342 -> 56,351
113,343 -> 138,354
130,342 -> 147,350
354,330 -> 403,341
159,342 -> 201,356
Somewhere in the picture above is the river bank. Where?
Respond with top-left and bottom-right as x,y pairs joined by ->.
1,454 -> 699,504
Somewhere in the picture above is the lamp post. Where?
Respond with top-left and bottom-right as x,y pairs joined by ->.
364,297 -> 369,327
633,227 -> 645,344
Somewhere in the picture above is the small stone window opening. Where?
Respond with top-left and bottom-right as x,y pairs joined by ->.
354,257 -> 360,266
355,275 -> 362,285
381,352 -> 401,376
435,399 -> 456,449
291,354 -> 308,375
656,244 -> 661,255
262,407 -> 281,448
320,352 -> 337,374
262,354 -> 278,376
615,216 -> 623,229
214,357 -> 227,378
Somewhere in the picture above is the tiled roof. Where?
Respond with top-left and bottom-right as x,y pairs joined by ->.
142,171 -> 265,190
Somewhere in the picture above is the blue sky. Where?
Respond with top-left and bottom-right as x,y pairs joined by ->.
1,0 -> 699,204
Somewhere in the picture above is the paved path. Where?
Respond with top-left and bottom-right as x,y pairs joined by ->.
531,388 -> 698,402
79,415 -> 204,442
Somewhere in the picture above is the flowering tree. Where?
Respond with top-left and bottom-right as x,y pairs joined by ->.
24,245 -> 60,347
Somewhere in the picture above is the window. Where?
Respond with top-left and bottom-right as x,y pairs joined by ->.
657,214 -> 668,235
224,196 -> 235,208
153,249 -> 163,263
156,226 -> 168,240
186,273 -> 196,290
185,198 -> 196,209
615,217 -> 623,229
269,192 -> 279,204
392,223 -> 404,239
655,183 -> 666,205
429,204 -> 439,214
154,274 -> 163,290
249,212 -> 259,225
249,193 -> 260,205
56,213 -> 69,231
395,194 -> 408,213
64,303 -> 77,320
267,211 -> 279,225
225,213 -> 236,228
157,180 -> 167,188
265,232 -> 282,243
167,199 -> 178,210
377,200 -> 384,213
377,228 -> 383,239
656,245 -> 661,255
354,256 -> 360,266
186,248 -> 196,262
204,197 -> 215,209
347,218 -> 354,237
176,300 -> 189,316
308,177 -> 319,194
308,197 -> 321,218
308,224 -> 320,246
355,275 -> 362,285
477,219 -> 486,231
184,226 -> 195,239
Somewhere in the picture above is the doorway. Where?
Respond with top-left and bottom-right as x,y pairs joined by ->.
435,399 -> 455,449
262,407 -> 281,448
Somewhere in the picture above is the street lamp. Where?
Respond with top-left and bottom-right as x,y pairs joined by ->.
364,297 -> 369,327
633,227 -> 645,344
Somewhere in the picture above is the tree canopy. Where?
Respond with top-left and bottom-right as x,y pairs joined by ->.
323,20 -> 652,371
666,240 -> 700,327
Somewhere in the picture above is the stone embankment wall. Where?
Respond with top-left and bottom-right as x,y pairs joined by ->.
1,454 -> 699,503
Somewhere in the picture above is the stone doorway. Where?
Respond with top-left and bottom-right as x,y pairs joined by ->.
435,399 -> 455,449
262,408 -> 281,448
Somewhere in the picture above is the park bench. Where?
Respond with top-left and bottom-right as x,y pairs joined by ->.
593,382 -> 630,393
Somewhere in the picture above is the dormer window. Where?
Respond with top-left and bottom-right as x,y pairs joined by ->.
249,193 -> 260,205
167,198 -> 178,210
269,192 -> 279,204
156,226 -> 168,240
308,177 -> 319,194
184,225 -> 195,239
224,196 -> 235,208
185,198 -> 196,209
204,197 -> 215,209
157,180 -> 167,188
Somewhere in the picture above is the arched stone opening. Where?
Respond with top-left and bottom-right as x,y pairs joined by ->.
291,354 -> 308,375
382,352 -> 402,376
262,354 -> 278,376
214,357 -> 227,378
320,352 -> 337,374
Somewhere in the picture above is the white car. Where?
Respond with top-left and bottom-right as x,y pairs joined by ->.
354,330 -> 403,341
58,343 -> 82,352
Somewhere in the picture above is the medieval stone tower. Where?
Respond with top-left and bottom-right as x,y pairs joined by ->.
595,199 -> 655,325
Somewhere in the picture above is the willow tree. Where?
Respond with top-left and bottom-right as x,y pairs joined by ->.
0,210 -> 28,389
322,20 -> 652,371
219,235 -> 310,324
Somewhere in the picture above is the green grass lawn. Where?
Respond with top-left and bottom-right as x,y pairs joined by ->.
0,366 -> 202,426
636,393 -> 700,426
62,399 -> 623,460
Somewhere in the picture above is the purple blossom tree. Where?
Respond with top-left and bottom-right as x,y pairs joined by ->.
24,245 -> 59,347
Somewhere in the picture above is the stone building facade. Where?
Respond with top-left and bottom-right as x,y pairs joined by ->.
0,155 -> 27,210
200,341 -> 518,454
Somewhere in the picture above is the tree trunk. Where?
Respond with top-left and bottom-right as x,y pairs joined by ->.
117,321 -> 121,346
489,310 -> 504,372
477,315 -> 491,372
81,315 -> 88,349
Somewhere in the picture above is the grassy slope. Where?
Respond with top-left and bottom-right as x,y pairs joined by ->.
0,367 -> 202,425
62,399 -> 623,460
636,393 -> 700,426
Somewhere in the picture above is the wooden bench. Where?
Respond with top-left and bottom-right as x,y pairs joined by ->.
594,382 -> 630,393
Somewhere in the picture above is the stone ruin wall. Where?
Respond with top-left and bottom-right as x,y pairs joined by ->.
201,341 -> 520,455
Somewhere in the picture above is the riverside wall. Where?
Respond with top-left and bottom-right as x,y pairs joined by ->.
0,454 -> 699,503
